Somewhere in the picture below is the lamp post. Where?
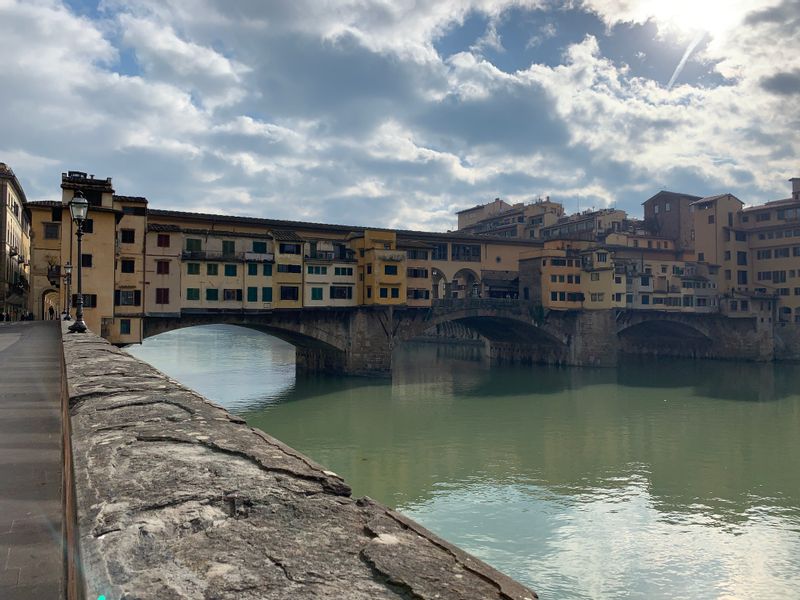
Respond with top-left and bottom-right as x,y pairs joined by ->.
68,192 -> 89,333
62,262 -> 72,321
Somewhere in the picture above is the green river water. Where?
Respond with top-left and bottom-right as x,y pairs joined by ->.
127,324 -> 800,599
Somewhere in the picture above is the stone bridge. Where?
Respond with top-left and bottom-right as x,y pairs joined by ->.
142,301 -> 776,376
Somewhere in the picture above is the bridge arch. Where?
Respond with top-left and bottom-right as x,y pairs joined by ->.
617,317 -> 712,357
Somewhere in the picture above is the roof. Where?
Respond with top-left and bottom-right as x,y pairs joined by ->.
0,163 -> 29,204
270,230 -> 304,242
642,190 -> 702,205
688,193 -> 743,207
147,223 -> 181,232
742,197 -> 798,212
113,195 -> 148,204
25,200 -> 62,208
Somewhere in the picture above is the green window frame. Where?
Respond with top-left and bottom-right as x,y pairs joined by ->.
311,287 -> 323,301
224,264 -> 237,277
222,240 -> 236,255
206,288 -> 218,301
207,263 -> 218,276
248,263 -> 258,276
186,288 -> 200,301
252,241 -> 267,253
119,319 -> 131,335
262,287 -> 273,302
187,263 -> 200,275
186,238 -> 201,251
247,287 -> 258,302
263,263 -> 272,276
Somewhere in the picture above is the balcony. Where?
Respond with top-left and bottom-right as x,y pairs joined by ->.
243,251 -> 275,262
182,250 -> 246,262
376,250 -> 406,262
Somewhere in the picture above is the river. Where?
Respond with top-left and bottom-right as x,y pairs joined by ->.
126,324 -> 800,599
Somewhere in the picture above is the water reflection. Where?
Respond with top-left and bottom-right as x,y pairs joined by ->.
127,326 -> 800,599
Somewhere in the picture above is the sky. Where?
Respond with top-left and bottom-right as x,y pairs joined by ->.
1,0 -> 798,230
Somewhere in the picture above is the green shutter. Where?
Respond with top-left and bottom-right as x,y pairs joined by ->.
263,263 -> 272,276
262,287 -> 272,302
247,287 -> 258,302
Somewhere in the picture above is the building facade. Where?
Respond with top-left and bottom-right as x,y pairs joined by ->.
0,163 -> 31,320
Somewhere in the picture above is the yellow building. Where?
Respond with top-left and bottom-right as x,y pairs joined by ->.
271,230 -> 304,309
27,201 -> 63,320
0,163 -> 32,320
303,238 -> 357,307
351,230 -> 406,305
399,239 -> 433,307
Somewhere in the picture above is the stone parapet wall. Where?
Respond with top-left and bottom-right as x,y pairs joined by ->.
62,324 -> 537,600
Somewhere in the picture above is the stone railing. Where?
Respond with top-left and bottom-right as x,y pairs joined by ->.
62,325 -> 538,600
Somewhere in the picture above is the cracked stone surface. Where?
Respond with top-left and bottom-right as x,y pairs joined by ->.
63,327 -> 538,600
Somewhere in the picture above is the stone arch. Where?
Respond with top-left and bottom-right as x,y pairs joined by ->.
431,268 -> 448,300
617,318 -> 712,358
451,268 -> 481,299
40,288 -> 60,320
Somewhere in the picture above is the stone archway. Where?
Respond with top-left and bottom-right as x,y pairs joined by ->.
40,289 -> 60,320
431,268 -> 448,300
451,268 -> 480,299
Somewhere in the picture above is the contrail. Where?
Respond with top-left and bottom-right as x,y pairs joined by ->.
667,32 -> 705,90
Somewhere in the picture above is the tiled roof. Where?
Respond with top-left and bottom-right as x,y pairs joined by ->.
270,229 -> 304,241
641,190 -> 702,205
114,195 -> 148,204
688,193 -> 741,206
147,223 -> 181,232
742,197 -> 797,211
25,200 -> 62,208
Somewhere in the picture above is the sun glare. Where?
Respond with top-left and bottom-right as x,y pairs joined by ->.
638,0 -> 751,38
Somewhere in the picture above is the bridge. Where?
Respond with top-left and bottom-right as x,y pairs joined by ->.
142,300 -> 776,376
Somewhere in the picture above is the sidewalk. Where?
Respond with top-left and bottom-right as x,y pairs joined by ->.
0,321 -> 64,599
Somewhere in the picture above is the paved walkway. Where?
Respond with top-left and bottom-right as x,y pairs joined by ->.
0,321 -> 64,599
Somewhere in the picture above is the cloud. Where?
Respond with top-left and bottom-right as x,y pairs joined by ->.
0,0 -> 797,233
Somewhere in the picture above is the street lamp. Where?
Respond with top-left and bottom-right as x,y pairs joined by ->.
68,191 -> 89,333
62,262 -> 72,321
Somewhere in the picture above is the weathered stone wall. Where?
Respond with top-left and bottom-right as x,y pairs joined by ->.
63,325 -> 537,600
774,323 -> 800,361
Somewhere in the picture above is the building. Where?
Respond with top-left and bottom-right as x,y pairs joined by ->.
539,208 -> 627,242
642,191 -> 702,251
456,197 -> 564,239
0,163 -> 31,320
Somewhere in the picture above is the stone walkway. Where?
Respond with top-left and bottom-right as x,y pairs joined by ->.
0,321 -> 64,599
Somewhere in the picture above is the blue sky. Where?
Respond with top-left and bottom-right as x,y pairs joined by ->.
1,0 -> 798,230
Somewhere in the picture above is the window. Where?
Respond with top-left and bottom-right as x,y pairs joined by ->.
155,288 -> 170,304
82,219 -> 93,234
737,270 -> 748,285
157,234 -> 170,247
756,212 -> 771,222
591,272 -> 600,281
307,265 -> 328,275
641,275 -> 650,286
207,263 -> 219,276
725,269 -> 732,280
735,231 -> 747,242
380,287 -> 388,298
120,319 -> 131,335
121,259 -> 135,273
776,247 -> 790,258
596,252 -> 607,263
432,243 -> 448,261
248,263 -> 258,276
247,287 -> 258,302
367,287 -> 372,298
641,294 -> 650,305
279,243 -> 301,255
773,271 -> 787,283
757,249 -> 772,260
550,275 -> 558,283
335,267 -> 354,276
186,288 -> 200,301
406,249 -> 428,260
114,290 -> 141,306
223,289 -> 242,301
252,241 -> 267,253
708,215 -> 715,224
590,293 -> 605,302
277,264 -> 302,273
81,254 -> 92,268
665,202 -> 671,212
385,265 -> 398,275
222,240 -> 236,255
391,287 -> 399,298
451,244 -> 481,262
737,251 -> 748,266
262,287 -> 273,302
330,286 -> 353,299
724,251 -> 731,261
626,294 -> 633,304
367,264 -> 372,274
224,264 -> 237,277
730,300 -> 738,311
120,229 -> 135,244
156,261 -> 170,275
550,291 -> 558,302
280,286 -> 299,301
186,238 -> 202,251
698,252 -> 705,262
187,263 -> 200,275
206,288 -> 218,301
44,223 -> 60,239
263,263 -> 273,276
311,287 -> 323,301
51,207 -> 62,222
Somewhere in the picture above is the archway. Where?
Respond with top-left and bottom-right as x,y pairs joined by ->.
431,268 -> 448,300
618,319 -> 712,358
451,268 -> 480,299
40,289 -> 60,320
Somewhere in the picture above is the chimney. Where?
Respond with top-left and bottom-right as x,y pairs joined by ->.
791,178 -> 800,201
